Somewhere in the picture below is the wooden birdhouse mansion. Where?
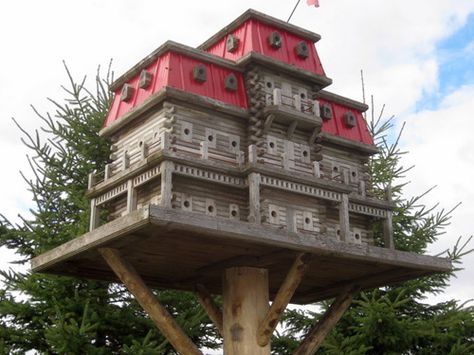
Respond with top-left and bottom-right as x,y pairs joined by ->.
32,10 -> 451,355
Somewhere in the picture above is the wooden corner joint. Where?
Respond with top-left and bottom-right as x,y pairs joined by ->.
292,284 -> 361,355
99,248 -> 203,355
257,253 -> 312,347
195,283 -> 224,338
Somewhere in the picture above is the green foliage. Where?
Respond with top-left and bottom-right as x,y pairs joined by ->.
0,64 -> 219,353
0,62 -> 472,354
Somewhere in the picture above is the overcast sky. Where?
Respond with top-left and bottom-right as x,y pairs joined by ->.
1,0 -> 473,306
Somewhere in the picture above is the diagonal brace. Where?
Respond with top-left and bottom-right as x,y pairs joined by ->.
257,253 -> 312,346
99,248 -> 202,355
195,283 -> 224,337
292,284 -> 360,355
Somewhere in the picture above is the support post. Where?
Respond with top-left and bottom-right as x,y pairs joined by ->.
99,248 -> 202,355
248,172 -> 261,224
293,285 -> 359,355
195,284 -> 224,337
160,160 -> 174,208
89,198 -> 100,231
223,267 -> 270,355
126,179 -> 137,213
339,194 -> 350,242
258,253 -> 311,346
384,185 -> 394,249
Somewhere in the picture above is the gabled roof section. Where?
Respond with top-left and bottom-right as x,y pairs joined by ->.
199,9 -> 331,88
316,90 -> 375,148
104,41 -> 247,133
199,9 -> 322,50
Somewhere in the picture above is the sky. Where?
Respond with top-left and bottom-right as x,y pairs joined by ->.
0,0 -> 473,310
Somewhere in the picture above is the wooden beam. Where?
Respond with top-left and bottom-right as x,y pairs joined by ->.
223,267 -> 270,355
384,185 -> 395,249
99,248 -> 202,355
287,120 -> 298,139
339,194 -> 350,242
293,285 -> 359,355
160,160 -> 174,208
248,172 -> 261,224
258,253 -> 311,346
195,284 -> 224,337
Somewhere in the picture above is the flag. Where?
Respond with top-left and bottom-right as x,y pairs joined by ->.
307,0 -> 320,7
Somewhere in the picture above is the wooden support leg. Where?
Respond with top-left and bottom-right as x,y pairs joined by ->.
99,248 -> 202,355
257,253 -> 311,346
293,285 -> 359,355
223,267 -> 270,355
195,284 -> 224,337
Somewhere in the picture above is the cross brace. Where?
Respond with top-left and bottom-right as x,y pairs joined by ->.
99,248 -> 202,355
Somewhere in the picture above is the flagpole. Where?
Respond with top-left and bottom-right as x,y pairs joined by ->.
287,0 -> 301,22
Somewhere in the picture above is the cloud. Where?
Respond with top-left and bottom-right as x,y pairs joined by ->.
0,0 -> 473,301
400,85 -> 474,302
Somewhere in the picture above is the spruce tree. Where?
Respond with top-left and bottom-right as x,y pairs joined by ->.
1,63 -> 472,354
272,99 -> 474,354
0,65 -> 218,354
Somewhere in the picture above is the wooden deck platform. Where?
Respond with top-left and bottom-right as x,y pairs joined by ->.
31,205 -> 452,304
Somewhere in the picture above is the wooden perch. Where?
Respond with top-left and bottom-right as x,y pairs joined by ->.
257,253 -> 312,346
99,248 -> 202,355
195,283 -> 224,337
293,285 -> 360,355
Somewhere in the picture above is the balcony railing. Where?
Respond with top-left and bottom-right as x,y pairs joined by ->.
266,88 -> 320,116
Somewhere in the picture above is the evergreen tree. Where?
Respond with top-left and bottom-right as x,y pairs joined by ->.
1,62 -> 472,354
0,64 -> 219,354
273,99 -> 474,354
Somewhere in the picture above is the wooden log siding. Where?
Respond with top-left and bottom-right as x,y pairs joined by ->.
260,190 -> 324,235
108,110 -> 170,178
172,176 -> 249,221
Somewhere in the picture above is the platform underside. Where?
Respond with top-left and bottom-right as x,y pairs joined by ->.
31,205 -> 451,304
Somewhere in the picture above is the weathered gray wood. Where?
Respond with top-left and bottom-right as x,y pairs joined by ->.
287,120 -> 298,139
384,211 -> 394,249
89,198 -> 100,231
100,86 -> 248,138
312,161 -> 320,178
248,172 -> 261,224
293,285 -> 359,355
200,141 -> 209,160
195,284 -> 224,337
263,105 -> 322,132
99,248 -> 202,355
339,194 -> 350,242
237,52 -> 332,88
126,180 -> 137,213
223,267 -> 270,355
320,132 -> 379,155
160,161 -> 174,208
298,268 -> 421,303
32,208 -> 150,272
258,253 -> 311,346
384,185 -> 395,249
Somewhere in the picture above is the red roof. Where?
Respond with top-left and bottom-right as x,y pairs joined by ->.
319,98 -> 374,145
104,49 -> 247,128
204,19 -> 326,77
104,9 -> 374,148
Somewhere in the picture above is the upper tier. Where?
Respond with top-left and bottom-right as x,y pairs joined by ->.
103,9 -> 374,148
